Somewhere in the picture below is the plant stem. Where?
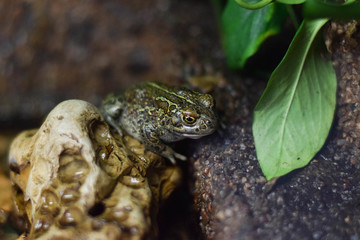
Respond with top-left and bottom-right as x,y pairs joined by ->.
234,0 -> 274,10
286,5 -> 299,29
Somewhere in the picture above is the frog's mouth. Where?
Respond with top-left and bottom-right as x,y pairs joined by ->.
181,134 -> 206,139
181,130 -> 216,139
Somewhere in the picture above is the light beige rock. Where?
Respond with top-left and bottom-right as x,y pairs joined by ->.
9,100 -> 181,240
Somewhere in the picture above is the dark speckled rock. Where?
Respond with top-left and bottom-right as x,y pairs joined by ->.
191,21 -> 360,240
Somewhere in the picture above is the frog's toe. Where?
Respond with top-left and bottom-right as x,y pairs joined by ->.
165,152 -> 186,164
174,152 -> 187,161
168,155 -> 176,164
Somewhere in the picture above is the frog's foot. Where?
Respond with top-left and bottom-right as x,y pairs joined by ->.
142,126 -> 187,164
162,149 -> 187,164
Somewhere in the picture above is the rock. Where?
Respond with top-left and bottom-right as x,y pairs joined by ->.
8,100 -> 181,240
191,21 -> 360,239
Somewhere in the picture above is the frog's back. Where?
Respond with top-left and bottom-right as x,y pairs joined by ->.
123,82 -> 158,108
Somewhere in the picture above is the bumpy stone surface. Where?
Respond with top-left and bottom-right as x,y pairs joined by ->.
9,100 -> 181,240
326,21 -> 360,162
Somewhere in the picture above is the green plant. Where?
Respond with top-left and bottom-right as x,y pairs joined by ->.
218,0 -> 360,180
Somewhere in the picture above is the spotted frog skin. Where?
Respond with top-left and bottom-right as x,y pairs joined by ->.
101,81 -> 217,163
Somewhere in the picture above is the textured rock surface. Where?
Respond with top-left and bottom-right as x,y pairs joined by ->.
8,100 -> 181,239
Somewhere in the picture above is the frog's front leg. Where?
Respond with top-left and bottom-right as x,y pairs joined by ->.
142,124 -> 186,164
104,115 -> 123,136
100,99 -> 124,136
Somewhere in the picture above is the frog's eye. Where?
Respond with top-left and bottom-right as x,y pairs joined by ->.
182,112 -> 198,124
183,115 -> 196,124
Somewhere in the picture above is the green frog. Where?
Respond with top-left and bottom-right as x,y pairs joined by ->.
100,81 -> 217,163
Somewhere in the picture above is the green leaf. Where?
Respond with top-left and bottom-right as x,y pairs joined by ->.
221,1 -> 288,69
252,18 -> 336,180
303,0 -> 360,19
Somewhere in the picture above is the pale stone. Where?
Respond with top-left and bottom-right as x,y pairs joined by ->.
9,100 -> 181,240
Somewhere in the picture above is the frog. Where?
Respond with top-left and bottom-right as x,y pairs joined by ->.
100,81 -> 217,163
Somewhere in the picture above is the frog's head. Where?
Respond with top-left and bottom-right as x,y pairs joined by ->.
171,93 -> 217,139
